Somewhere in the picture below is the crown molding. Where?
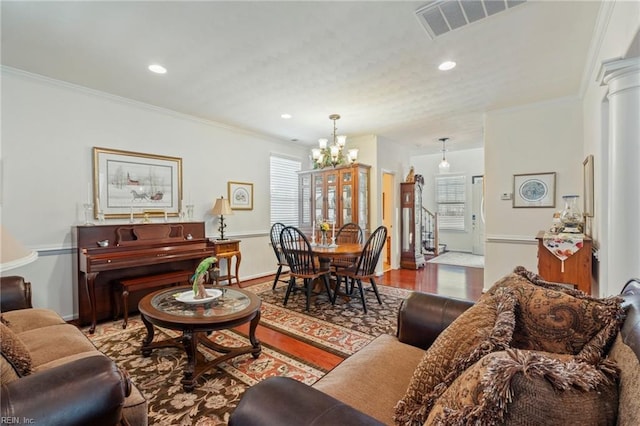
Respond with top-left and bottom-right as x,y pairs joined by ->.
1,65 -> 293,146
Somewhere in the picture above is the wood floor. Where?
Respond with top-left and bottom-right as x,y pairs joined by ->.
235,263 -> 484,371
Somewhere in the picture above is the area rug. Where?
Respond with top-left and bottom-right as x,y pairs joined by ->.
248,280 -> 412,357
85,281 -> 411,425
427,251 -> 485,268
86,317 -> 325,425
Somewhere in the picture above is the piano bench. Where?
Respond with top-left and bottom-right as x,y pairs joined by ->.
114,270 -> 192,329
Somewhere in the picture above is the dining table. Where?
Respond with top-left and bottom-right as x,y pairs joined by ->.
311,242 -> 364,270
309,242 -> 365,296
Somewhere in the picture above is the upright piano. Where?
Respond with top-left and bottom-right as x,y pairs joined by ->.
76,222 -> 213,333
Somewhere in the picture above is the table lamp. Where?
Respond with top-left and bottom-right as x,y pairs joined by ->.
212,196 -> 233,240
1,226 -> 38,272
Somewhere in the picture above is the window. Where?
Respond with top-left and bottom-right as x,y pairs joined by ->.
435,174 -> 466,231
270,155 -> 301,226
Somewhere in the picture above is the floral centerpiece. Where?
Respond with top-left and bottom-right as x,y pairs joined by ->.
318,221 -> 330,245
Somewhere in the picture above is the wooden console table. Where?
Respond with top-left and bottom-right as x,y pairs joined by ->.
209,239 -> 241,285
536,231 -> 592,295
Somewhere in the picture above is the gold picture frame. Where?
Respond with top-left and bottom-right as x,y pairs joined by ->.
583,155 -> 594,217
93,147 -> 183,219
227,181 -> 253,210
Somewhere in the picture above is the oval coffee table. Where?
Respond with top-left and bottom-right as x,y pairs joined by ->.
138,285 -> 261,392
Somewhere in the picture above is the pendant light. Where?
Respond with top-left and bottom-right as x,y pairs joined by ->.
438,137 -> 450,173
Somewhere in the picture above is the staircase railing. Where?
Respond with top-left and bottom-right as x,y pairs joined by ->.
421,206 -> 440,256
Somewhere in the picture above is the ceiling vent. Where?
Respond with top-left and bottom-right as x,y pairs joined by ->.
415,0 -> 527,39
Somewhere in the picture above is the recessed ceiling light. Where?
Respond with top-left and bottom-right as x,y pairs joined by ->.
281,113 -> 292,119
438,61 -> 456,71
148,64 -> 167,74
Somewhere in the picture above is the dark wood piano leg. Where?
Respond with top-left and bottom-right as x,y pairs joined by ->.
85,272 -> 98,334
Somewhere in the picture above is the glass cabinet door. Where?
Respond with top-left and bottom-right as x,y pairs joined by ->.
300,174 -> 311,226
358,169 -> 368,231
341,170 -> 353,226
326,172 -> 338,223
314,174 -> 324,222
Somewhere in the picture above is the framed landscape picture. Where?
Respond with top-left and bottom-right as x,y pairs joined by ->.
228,181 -> 253,210
93,147 -> 182,219
513,172 -> 555,208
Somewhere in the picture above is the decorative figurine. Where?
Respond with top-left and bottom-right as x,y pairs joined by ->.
191,256 -> 217,299
405,166 -> 415,182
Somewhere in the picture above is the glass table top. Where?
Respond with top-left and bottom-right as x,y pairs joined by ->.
150,286 -> 251,318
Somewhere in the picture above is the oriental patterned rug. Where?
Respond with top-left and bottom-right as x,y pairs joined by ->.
85,281 -> 411,425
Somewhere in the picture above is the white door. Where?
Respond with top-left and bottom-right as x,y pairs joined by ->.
472,176 -> 485,255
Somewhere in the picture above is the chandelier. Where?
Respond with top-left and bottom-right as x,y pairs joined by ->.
311,114 -> 358,169
438,137 -> 450,173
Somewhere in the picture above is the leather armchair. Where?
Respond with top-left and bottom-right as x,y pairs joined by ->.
1,276 -> 132,426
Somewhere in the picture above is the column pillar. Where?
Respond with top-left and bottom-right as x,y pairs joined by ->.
598,57 -> 640,292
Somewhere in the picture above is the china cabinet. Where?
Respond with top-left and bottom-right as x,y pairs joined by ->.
400,181 -> 425,269
298,163 -> 370,236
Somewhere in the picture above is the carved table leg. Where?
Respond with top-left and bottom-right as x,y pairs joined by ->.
181,330 -> 197,392
140,315 -> 156,357
249,310 -> 262,358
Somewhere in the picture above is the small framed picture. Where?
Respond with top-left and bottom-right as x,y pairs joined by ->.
228,181 -> 253,210
513,172 -> 556,208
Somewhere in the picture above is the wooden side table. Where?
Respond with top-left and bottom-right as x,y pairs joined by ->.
209,239 -> 241,285
535,231 -> 592,294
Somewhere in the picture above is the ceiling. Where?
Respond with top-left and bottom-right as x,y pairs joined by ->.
1,1 -> 601,155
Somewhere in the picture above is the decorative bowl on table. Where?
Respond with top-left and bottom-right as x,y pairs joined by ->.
174,288 -> 222,304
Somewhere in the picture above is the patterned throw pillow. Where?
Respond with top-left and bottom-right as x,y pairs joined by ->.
484,267 -> 624,363
426,349 -> 619,425
394,287 -> 518,425
0,322 -> 32,376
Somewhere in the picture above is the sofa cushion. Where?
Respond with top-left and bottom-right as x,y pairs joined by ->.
313,334 -> 424,425
0,323 -> 32,377
17,324 -> 98,368
485,267 -> 624,362
1,308 -> 67,334
426,348 -> 619,425
608,333 -> 640,426
394,287 -> 518,425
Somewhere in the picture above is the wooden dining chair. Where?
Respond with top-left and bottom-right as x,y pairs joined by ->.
280,226 -> 333,311
332,225 -> 387,313
331,222 -> 364,293
270,222 -> 289,290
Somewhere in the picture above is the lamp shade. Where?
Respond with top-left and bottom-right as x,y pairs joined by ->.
0,226 -> 38,272
212,197 -> 233,215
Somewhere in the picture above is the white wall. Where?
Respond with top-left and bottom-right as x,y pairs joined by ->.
581,1 -> 640,296
1,68 -> 308,319
378,136 -> 413,269
484,97 -> 584,288
410,148 -> 484,252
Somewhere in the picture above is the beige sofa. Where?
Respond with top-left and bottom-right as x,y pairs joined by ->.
230,270 -> 640,425
1,276 -> 148,425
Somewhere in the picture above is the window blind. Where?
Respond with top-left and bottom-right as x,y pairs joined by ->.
270,155 -> 301,226
435,174 -> 466,230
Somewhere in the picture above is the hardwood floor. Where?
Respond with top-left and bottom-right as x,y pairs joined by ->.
236,263 -> 484,370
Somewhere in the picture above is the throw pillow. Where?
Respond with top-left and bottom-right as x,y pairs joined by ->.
394,287 -> 518,426
484,266 -> 624,363
0,322 -> 32,376
426,348 -> 619,426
